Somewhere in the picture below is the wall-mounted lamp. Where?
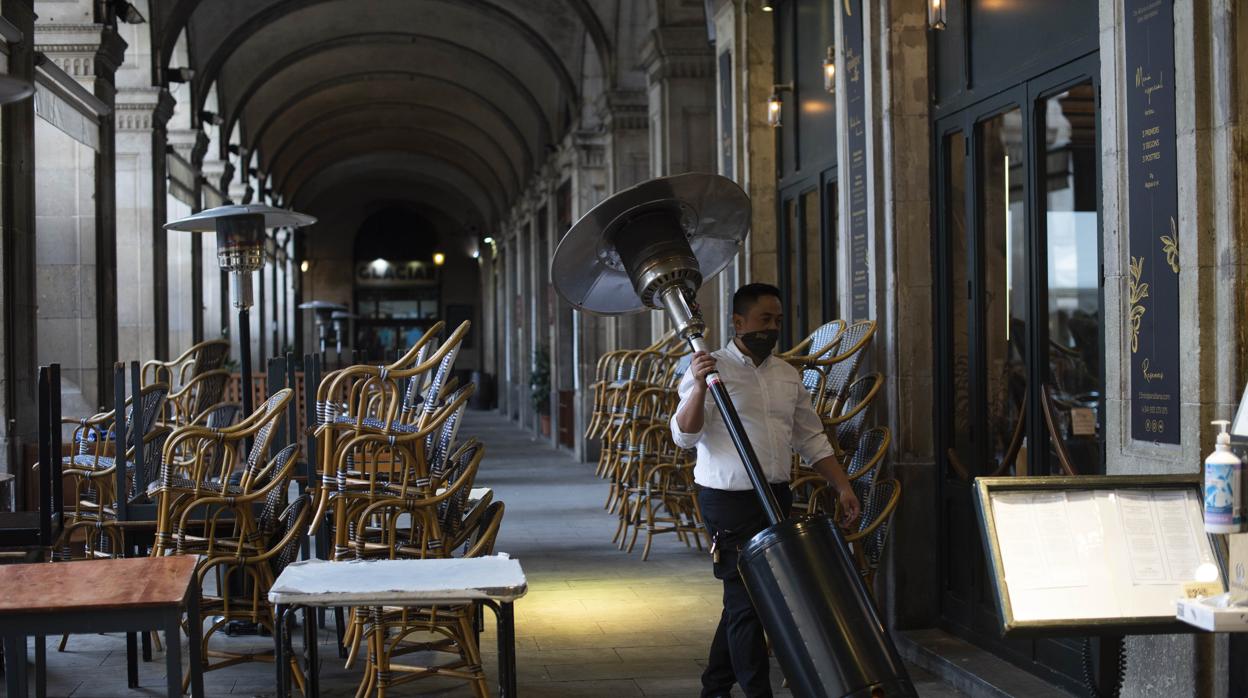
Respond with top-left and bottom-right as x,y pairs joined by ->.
767,83 -> 793,128
300,260 -> 310,273
433,252 -> 446,267
823,47 -> 836,93
761,0 -> 774,11
928,0 -> 947,30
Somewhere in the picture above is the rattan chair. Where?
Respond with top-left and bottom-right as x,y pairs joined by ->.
356,500 -> 506,698
163,368 -> 231,427
793,426 -> 890,518
142,339 -> 230,390
823,372 -> 884,459
845,477 -> 901,592
816,320 -> 877,415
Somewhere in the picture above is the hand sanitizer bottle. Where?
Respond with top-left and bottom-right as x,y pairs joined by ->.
1205,420 -> 1244,534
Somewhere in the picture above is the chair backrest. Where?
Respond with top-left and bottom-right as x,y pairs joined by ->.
243,390 -> 294,474
125,383 -> 169,452
267,493 -> 310,576
187,369 -> 231,422
462,500 -> 505,558
822,320 -> 877,409
834,373 -> 884,454
847,426 -> 890,505
188,339 -> 231,378
857,477 -> 901,570
437,440 -> 485,540
426,383 -> 475,479
807,320 -> 846,359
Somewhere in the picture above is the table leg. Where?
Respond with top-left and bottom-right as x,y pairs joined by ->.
333,606 -> 346,658
303,606 -> 320,698
142,627 -> 153,661
165,611 -> 183,698
274,604 -> 288,698
126,632 -> 139,688
33,635 -> 44,698
186,584 -> 204,698
493,602 -> 516,698
4,634 -> 28,698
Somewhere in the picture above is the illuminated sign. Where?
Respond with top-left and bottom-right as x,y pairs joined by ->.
355,259 -> 438,287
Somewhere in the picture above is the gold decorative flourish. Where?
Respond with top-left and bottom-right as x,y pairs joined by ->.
1128,256 -> 1149,354
1160,216 -> 1179,274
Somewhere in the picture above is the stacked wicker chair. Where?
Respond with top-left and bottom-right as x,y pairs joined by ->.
782,319 -> 900,597
58,381 -> 171,558
584,333 -> 709,559
305,320 -> 502,696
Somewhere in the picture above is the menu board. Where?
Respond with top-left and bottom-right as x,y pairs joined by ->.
842,0 -> 869,321
976,478 -> 1221,636
1123,0 -> 1181,444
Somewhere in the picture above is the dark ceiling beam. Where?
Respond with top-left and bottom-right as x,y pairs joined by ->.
248,72 -> 537,176
283,142 -> 504,216
275,127 -> 512,205
297,179 -> 486,229
267,110 -> 522,195
292,157 -> 498,223
223,34 -> 555,159
192,0 -> 580,125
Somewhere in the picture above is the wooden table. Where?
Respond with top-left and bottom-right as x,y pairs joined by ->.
0,556 -> 204,697
269,555 -> 527,697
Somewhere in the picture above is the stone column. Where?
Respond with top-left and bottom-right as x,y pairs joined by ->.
114,86 -> 171,364
597,89 -> 651,351
0,0 -> 37,491
35,19 -> 127,404
642,23 -> 720,346
570,130 -> 609,461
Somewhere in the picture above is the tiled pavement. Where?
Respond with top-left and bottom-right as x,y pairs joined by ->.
4,409 -> 964,697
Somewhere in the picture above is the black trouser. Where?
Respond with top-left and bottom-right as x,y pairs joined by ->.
697,483 -> 792,698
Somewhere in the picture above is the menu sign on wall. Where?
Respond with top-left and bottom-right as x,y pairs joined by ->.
1124,0 -> 1180,444
843,0 -> 869,320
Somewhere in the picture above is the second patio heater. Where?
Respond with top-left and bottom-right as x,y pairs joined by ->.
166,204 -> 316,417
298,300 -> 346,363
551,173 -> 915,698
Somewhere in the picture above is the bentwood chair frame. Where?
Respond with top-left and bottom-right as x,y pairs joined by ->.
844,476 -> 902,592
812,319 -> 877,416
142,339 -> 231,390
793,426 -> 890,518
150,388 -> 294,555
822,371 -> 885,460
778,319 -> 847,363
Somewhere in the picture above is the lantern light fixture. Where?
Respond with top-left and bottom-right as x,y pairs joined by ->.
928,0 -> 947,30
433,252 -> 446,266
823,46 -> 836,93
767,83 -> 793,128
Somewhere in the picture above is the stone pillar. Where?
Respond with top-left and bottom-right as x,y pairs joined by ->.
114,86 -> 170,365
570,130 -> 609,462
642,22 -> 720,346
740,2 -> 778,287
1,0 -> 37,490
597,89 -> 651,351
35,19 -> 127,404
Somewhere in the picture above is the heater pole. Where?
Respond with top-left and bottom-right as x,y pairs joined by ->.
658,287 -> 784,525
238,306 -> 253,418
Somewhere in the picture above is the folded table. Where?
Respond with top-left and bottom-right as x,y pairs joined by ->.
268,555 -> 527,697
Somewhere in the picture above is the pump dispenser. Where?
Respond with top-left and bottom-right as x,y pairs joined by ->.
1205,420 -> 1245,534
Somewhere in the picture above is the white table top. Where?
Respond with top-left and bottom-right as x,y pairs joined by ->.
268,555 -> 527,606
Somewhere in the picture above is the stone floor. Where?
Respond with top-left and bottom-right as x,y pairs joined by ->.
4,409 -> 964,697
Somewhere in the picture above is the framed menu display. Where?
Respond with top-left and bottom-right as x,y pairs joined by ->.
974,475 -> 1224,637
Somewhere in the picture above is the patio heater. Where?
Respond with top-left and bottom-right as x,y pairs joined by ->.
331,310 -> 357,365
166,204 -> 317,418
551,173 -> 916,698
298,300 -> 346,363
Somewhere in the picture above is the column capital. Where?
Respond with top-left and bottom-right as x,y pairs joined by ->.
595,89 -> 648,131
114,86 -> 167,132
34,22 -> 127,84
640,26 -> 715,83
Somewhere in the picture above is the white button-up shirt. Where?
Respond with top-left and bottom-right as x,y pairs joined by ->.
669,340 -> 835,491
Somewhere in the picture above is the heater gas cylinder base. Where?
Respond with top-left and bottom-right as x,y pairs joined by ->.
739,515 -> 918,698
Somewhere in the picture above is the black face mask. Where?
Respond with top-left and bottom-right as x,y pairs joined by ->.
738,329 -> 779,359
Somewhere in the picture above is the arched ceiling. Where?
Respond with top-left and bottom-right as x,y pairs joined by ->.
151,0 -> 627,233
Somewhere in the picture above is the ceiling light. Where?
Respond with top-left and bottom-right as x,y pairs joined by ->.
433,252 -> 446,266
371,258 -> 388,271
761,0 -> 774,11
928,0 -> 947,30
300,260 -> 310,273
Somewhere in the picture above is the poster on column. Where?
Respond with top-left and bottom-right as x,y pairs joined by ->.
843,0 -> 869,321
1124,0 -> 1181,444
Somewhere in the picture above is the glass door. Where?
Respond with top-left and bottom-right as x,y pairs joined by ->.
935,55 -> 1101,692
778,167 -> 838,349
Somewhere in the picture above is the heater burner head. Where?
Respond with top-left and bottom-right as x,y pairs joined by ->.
551,173 -> 750,315
164,203 -> 317,232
